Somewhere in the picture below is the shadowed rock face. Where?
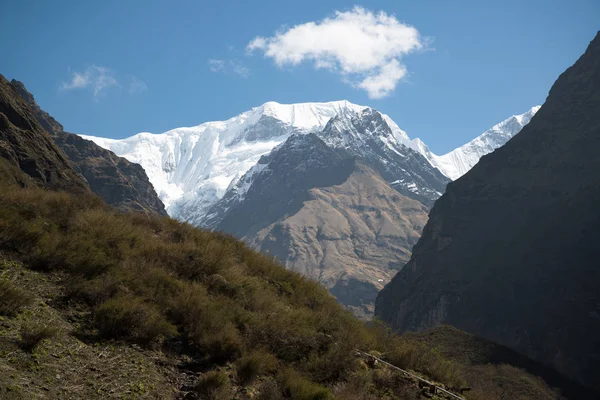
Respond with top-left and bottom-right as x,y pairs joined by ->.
375,32 -> 600,392
0,75 -> 88,192
10,79 -> 166,216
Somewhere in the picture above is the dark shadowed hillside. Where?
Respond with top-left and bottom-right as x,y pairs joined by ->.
0,75 -> 88,192
376,32 -> 600,393
8,77 -> 166,216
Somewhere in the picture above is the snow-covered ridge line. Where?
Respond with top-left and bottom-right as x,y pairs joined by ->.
80,100 -> 539,223
80,101 -> 372,220
410,106 -> 541,180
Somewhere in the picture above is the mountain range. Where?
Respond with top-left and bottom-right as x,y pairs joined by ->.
1,29 -> 599,399
82,102 -> 539,221
1,63 -> 587,400
82,100 -> 538,315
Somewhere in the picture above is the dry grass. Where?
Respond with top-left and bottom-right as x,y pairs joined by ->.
0,259 -> 176,399
0,279 -> 33,316
19,321 -> 58,352
0,182 -> 570,399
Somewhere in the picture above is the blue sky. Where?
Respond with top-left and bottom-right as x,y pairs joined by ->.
1,0 -> 598,154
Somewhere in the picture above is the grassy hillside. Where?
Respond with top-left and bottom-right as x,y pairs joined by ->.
0,173 -> 569,399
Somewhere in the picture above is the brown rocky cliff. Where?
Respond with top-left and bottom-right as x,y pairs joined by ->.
375,32 -> 600,392
255,162 -> 429,318
10,78 -> 166,216
0,75 -> 88,192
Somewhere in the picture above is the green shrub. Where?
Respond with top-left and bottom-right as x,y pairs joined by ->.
195,370 -> 231,399
19,321 -> 58,351
197,324 -> 244,364
66,273 -> 125,305
94,295 -> 177,345
385,340 -> 465,387
306,342 -> 359,383
281,369 -> 333,400
236,350 -> 278,385
0,280 -> 33,316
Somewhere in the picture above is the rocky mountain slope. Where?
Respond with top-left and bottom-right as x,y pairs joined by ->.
0,75 -> 88,192
10,79 -> 166,216
202,132 -> 429,316
375,32 -> 600,393
315,108 -> 449,206
81,100 -> 538,316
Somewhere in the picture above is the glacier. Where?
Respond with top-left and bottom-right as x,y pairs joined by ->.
80,101 -> 539,223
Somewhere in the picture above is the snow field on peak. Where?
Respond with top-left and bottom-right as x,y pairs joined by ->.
415,106 -> 541,180
80,101 -> 369,220
81,100 -> 539,223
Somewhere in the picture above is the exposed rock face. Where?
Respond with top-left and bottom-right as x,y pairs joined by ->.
206,133 -> 429,317
254,162 -> 428,317
10,79 -> 166,216
375,32 -> 600,391
0,75 -> 88,191
317,108 -> 449,206
211,133 -> 357,238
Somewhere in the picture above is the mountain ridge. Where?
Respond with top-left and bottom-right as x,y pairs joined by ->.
9,78 -> 167,216
0,74 -> 89,192
375,30 -> 600,392
416,106 -> 541,179
81,100 -> 537,224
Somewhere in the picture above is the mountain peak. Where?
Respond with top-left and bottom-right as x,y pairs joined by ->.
253,100 -> 366,131
82,99 -> 538,222
419,106 -> 542,180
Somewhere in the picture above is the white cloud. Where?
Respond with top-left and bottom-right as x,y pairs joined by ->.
61,66 -> 117,98
247,6 -> 425,98
129,76 -> 148,95
229,59 -> 250,77
208,59 -> 226,72
208,58 -> 250,77
61,71 -> 89,90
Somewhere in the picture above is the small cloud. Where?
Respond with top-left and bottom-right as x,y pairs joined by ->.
247,6 -> 426,99
208,59 -> 226,72
208,58 -> 250,78
60,65 -> 117,98
129,76 -> 148,95
61,71 -> 89,90
229,59 -> 250,77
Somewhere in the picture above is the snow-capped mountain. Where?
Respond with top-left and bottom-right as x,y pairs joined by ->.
200,104 -> 449,231
81,101 -> 367,220
413,106 -> 541,180
81,101 -> 538,224
316,108 -> 449,205
201,131 -> 430,317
